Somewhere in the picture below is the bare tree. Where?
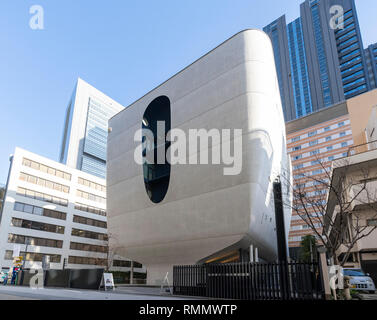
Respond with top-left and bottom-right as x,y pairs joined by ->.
281,155 -> 377,267
94,232 -> 119,272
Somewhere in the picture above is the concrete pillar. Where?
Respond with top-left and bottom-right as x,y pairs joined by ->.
130,261 -> 134,285
249,245 -> 254,263
319,250 -> 331,300
255,247 -> 259,263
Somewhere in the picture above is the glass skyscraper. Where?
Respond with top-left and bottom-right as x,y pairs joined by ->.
287,18 -> 313,118
60,78 -> 124,179
264,0 -> 373,121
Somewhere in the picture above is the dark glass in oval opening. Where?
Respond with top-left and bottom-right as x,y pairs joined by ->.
142,96 -> 171,203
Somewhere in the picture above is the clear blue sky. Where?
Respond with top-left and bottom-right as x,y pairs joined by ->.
0,0 -> 376,183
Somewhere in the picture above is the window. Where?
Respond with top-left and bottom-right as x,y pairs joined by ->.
22,158 -> 71,180
70,242 -> 108,253
339,132 -> 346,137
71,228 -> 108,241
327,146 -> 333,151
142,95 -> 171,203
11,218 -> 65,234
310,150 -> 319,156
338,122 -> 345,127
292,136 -> 301,143
328,156 -> 334,161
8,234 -> 63,248
326,136 -> 332,142
13,202 -> 66,220
324,126 -> 330,132
309,140 -> 318,146
293,146 -> 302,151
112,260 -> 131,268
367,219 -> 377,227
294,164 -> 304,170
308,131 -> 317,137
4,251 -> 61,263
78,177 -> 106,193
17,187 -> 68,207
341,142 -> 348,148
74,203 -> 106,217
19,172 -> 70,194
76,190 -> 106,204
293,155 -> 302,161
68,256 -> 107,266
73,215 -> 107,229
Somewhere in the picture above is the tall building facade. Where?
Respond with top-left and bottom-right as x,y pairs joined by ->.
265,0 -> 373,121
0,147 -> 146,279
263,16 -> 296,121
286,102 -> 353,254
60,78 -> 124,179
365,43 -> 377,90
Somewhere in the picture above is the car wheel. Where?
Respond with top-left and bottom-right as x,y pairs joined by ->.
369,291 -> 375,294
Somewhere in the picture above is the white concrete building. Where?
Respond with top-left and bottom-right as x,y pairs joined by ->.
60,78 -> 124,179
0,147 -> 145,278
107,29 -> 292,284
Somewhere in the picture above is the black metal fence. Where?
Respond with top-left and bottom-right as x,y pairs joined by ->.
173,262 -> 324,300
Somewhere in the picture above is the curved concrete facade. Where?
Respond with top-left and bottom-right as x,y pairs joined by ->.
107,29 -> 292,284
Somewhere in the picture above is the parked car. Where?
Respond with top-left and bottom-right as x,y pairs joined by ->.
343,268 -> 376,294
0,271 -> 6,283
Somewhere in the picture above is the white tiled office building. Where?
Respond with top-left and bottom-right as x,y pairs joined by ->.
0,147 -> 145,277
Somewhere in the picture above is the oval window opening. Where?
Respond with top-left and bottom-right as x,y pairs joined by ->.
142,96 -> 171,203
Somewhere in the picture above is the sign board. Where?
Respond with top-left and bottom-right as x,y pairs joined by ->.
100,273 -> 115,291
12,244 -> 21,258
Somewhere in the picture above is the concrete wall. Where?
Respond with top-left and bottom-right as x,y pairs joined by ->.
107,30 -> 291,285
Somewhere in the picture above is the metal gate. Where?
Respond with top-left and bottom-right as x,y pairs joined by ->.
173,262 -> 324,300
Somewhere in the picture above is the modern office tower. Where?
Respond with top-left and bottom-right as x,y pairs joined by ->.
107,30 -> 292,284
286,101 -> 353,257
301,0 -> 370,103
365,43 -> 377,90
263,16 -> 296,121
265,0 -> 372,121
59,78 -> 124,179
0,147 -> 146,281
287,18 -> 313,118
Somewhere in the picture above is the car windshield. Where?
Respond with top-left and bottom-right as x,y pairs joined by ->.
343,269 -> 366,277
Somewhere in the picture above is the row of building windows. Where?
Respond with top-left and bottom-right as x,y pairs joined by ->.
22,158 -> 71,181
17,187 -> 68,207
76,190 -> 106,204
289,121 -> 346,143
4,250 -> 61,263
20,172 -> 70,194
13,201 -> 67,220
11,217 -> 65,234
8,233 -> 63,249
78,177 -> 106,193
74,202 -> 106,217
71,228 -> 107,241
292,138 -> 352,160
70,242 -> 108,253
73,215 -> 107,229
68,255 -> 106,266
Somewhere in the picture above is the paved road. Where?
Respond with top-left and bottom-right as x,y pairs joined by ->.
0,286 -> 192,300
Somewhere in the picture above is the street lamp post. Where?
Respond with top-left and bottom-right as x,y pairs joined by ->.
22,237 -> 31,270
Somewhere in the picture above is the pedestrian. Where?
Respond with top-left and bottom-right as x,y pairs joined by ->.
11,269 -> 17,285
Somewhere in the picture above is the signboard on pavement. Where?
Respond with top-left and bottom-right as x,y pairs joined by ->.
100,273 -> 115,291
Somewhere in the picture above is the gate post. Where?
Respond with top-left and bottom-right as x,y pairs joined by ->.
318,246 -> 331,300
